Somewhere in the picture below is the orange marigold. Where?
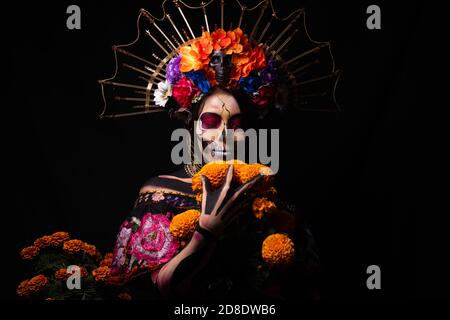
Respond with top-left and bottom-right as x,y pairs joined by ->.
54,268 -> 68,280
63,239 -> 85,254
17,275 -> 49,297
192,160 -> 247,193
55,266 -> 88,280
195,193 -> 202,204
34,235 -> 53,249
16,280 -> 30,297
20,245 -> 40,260
192,161 -> 230,193
262,234 -> 295,266
170,209 -> 201,240
83,243 -> 98,256
252,197 -> 277,219
92,266 -> 111,282
50,231 -> 70,246
100,253 -> 113,267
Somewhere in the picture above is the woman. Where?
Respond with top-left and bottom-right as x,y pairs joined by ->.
107,85 -> 320,300
100,4 -> 335,299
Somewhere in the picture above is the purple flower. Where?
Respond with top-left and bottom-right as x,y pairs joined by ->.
166,55 -> 182,84
260,59 -> 277,84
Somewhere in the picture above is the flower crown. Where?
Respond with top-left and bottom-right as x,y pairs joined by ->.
98,0 -> 340,119
155,27 -> 276,112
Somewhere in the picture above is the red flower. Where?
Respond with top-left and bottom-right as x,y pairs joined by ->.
172,77 -> 201,109
252,86 -> 275,108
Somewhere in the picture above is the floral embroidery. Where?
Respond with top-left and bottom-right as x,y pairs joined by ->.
111,222 -> 133,275
129,213 -> 179,269
151,192 -> 165,202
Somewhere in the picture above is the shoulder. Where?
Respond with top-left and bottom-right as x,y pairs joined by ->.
139,167 -> 194,196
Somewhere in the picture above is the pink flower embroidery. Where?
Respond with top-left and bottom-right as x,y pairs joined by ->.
129,213 -> 179,269
111,222 -> 133,275
151,192 -> 165,202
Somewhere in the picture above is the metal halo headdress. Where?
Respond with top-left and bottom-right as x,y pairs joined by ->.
98,0 -> 341,119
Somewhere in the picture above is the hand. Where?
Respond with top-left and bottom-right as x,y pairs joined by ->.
198,164 -> 262,237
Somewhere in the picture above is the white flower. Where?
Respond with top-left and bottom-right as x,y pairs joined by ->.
154,80 -> 172,107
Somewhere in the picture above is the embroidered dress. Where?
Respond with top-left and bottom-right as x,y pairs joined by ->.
108,191 -> 199,285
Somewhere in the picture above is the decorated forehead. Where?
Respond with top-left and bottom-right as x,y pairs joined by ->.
99,0 -> 340,119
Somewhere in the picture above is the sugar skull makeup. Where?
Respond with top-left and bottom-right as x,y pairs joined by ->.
195,89 -> 246,162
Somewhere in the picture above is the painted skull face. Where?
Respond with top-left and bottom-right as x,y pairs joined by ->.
195,89 -> 246,163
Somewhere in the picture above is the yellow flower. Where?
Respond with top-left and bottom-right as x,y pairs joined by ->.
92,266 -> 111,282
20,245 -> 40,260
252,197 -> 277,219
63,239 -> 85,254
34,235 -> 53,249
17,275 -> 49,297
170,209 -> 201,240
262,234 -> 295,266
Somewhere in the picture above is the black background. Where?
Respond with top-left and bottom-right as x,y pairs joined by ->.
5,0 -> 430,301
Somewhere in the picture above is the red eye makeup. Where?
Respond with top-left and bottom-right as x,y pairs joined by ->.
200,112 -> 222,129
199,112 -> 245,130
227,114 -> 244,130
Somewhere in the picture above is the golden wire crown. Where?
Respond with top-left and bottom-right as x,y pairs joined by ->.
98,0 -> 340,119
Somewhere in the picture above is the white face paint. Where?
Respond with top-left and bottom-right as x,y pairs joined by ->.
194,89 -> 246,163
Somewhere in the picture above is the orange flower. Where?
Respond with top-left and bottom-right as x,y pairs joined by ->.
170,209 -> 201,240
92,266 -> 111,282
211,28 -> 232,51
54,268 -> 68,280
50,231 -> 70,246
55,267 -> 88,280
100,253 -> 113,267
192,160 -> 272,194
34,235 -> 53,249
193,34 -> 213,61
17,275 -> 49,297
192,161 -> 230,193
179,45 -> 203,72
20,245 -> 40,260
63,239 -> 85,254
236,163 -> 274,188
231,45 -> 267,79
16,280 -> 30,297
262,234 -> 295,266
180,31 -> 213,72
252,197 -> 277,219
83,243 -> 98,256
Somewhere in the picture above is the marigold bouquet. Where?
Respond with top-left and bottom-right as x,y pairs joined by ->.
17,232 -> 120,300
168,161 -> 298,296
